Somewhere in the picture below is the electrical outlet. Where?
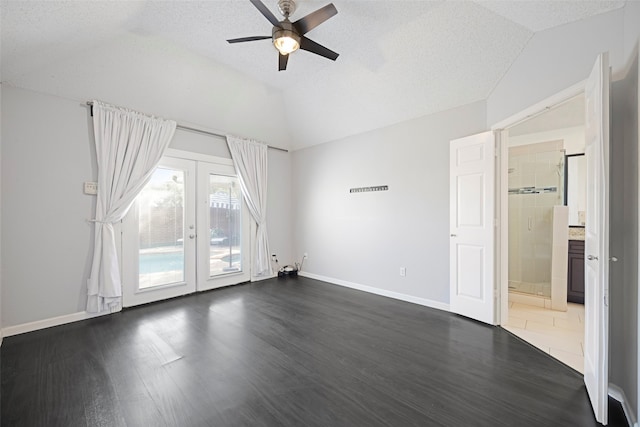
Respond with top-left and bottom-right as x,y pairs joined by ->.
84,181 -> 98,195
400,267 -> 406,277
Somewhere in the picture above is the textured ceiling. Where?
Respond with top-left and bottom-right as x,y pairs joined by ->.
0,0 -> 625,149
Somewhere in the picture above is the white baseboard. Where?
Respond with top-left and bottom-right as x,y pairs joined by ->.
2,310 -> 111,338
609,383 -> 637,427
251,273 -> 277,282
1,275 -> 277,338
299,271 -> 450,312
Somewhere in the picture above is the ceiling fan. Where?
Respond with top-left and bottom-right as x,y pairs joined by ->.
227,0 -> 339,71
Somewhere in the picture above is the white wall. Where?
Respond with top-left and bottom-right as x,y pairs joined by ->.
292,100 -> 486,305
0,82 -> 3,345
4,34 -> 292,150
620,4 -> 640,424
508,126 -> 585,155
0,85 -> 292,328
266,148 -> 293,268
624,1 -> 640,61
622,4 -> 640,423
2,87 -> 95,326
487,8 -> 624,127
168,128 -> 232,159
610,50 -> 639,425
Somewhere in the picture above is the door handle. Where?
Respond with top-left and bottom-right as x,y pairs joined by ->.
189,234 -> 195,239
587,255 -> 598,260
450,234 -> 457,237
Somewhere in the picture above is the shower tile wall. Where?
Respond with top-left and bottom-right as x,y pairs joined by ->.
508,141 -> 564,298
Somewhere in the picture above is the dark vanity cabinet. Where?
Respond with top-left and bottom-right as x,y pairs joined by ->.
567,240 -> 585,304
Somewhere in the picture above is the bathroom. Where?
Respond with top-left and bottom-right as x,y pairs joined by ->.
503,95 -> 587,373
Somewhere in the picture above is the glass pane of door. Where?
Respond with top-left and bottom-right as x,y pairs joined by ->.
122,156 -> 196,308
138,167 -> 185,289
208,175 -> 242,276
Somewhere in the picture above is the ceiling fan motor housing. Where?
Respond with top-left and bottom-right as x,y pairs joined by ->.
277,0 -> 296,17
272,20 -> 300,42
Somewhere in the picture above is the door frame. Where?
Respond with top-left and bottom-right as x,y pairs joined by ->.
121,148 -> 253,307
491,79 -> 586,325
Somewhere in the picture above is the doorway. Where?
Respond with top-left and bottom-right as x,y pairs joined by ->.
500,95 -> 587,373
121,152 -> 250,307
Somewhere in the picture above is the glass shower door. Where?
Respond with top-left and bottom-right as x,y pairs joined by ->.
508,145 -> 565,298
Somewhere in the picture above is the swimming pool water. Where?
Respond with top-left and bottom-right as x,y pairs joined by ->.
139,251 -> 241,274
140,252 -> 183,274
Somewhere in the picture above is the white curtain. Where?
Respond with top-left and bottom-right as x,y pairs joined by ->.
87,101 -> 176,313
226,135 -> 272,277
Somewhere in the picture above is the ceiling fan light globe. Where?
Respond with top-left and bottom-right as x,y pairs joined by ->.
272,26 -> 300,55
274,35 -> 299,55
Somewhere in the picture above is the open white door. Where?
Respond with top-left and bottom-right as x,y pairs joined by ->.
583,52 -> 610,425
450,131 -> 496,325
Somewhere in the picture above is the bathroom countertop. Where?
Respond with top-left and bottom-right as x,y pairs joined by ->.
568,227 -> 585,240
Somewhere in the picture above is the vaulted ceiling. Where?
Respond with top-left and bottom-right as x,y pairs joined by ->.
1,1 -> 625,149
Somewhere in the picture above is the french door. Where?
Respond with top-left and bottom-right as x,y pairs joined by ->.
122,154 -> 250,307
197,162 -> 251,291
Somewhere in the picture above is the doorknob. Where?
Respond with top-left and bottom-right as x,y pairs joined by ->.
587,255 -> 598,260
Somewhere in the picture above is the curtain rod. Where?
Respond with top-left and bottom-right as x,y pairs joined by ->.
85,101 -> 288,153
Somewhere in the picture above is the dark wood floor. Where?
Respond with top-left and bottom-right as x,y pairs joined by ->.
1,276 -> 628,426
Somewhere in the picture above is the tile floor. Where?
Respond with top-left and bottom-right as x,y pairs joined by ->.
508,280 -> 552,298
503,301 -> 585,373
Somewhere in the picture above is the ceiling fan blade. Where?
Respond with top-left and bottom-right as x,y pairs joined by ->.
279,53 -> 289,71
227,36 -> 272,44
293,3 -> 337,35
299,37 -> 339,61
249,0 -> 281,27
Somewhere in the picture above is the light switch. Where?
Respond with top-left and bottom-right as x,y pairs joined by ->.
84,182 -> 98,195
